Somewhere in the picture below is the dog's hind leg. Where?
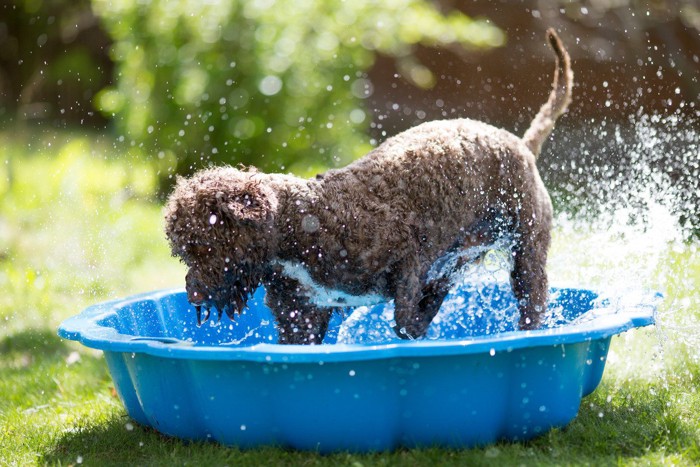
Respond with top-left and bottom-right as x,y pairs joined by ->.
510,217 -> 551,330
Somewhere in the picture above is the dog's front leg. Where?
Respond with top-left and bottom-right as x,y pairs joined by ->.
393,276 -> 452,340
392,269 -> 425,339
264,276 -> 332,344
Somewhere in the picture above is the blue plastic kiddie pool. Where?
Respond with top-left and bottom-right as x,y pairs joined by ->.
58,281 -> 657,452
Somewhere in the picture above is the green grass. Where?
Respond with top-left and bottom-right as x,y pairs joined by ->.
1,128 -> 699,465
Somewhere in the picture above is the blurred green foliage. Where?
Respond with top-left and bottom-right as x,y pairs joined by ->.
91,0 -> 504,191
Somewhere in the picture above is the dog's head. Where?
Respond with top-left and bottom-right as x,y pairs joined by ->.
164,166 -> 278,322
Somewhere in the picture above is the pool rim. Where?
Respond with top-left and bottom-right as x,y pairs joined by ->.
57,287 -> 658,363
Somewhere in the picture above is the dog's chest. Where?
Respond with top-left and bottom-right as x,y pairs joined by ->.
272,260 -> 386,307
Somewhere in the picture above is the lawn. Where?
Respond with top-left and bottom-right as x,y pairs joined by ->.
1,128 -> 699,466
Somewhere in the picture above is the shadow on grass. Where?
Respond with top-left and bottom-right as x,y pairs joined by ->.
40,413 -> 323,466
0,328 -> 70,357
41,377 -> 700,466
0,329 -> 74,375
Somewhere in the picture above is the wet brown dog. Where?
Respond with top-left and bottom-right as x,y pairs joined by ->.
164,29 -> 573,344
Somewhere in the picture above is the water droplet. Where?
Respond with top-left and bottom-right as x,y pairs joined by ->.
351,78 -> 374,99
259,75 -> 282,96
301,214 -> 320,233
349,108 -> 365,124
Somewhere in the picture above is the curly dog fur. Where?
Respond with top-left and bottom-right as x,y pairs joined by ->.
164,29 -> 573,344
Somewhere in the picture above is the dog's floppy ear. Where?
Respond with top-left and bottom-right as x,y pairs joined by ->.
219,180 -> 278,223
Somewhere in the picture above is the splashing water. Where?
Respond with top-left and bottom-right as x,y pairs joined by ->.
549,111 -> 700,380
545,110 -> 700,368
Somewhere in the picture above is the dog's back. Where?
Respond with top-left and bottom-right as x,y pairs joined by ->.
316,119 -> 531,271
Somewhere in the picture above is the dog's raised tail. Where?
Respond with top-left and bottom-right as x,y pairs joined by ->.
522,28 -> 573,158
